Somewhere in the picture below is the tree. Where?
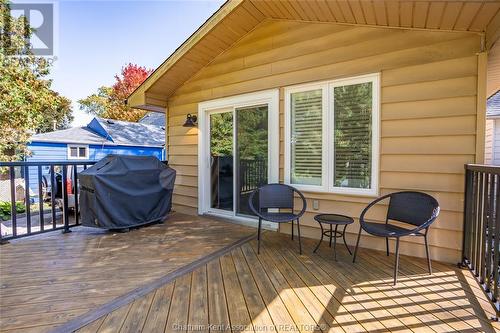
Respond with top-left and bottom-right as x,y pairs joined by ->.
0,0 -> 73,161
79,63 -> 152,122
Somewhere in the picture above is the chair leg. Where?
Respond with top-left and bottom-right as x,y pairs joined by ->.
297,219 -> 302,255
313,222 -> 324,253
333,224 -> 338,261
342,224 -> 352,255
352,226 -> 362,263
424,231 -> 432,275
386,237 -> 389,256
394,237 -> 400,285
291,219 -> 294,240
257,218 -> 262,255
329,224 -> 333,247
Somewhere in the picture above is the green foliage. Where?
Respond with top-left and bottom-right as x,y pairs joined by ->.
236,106 -> 268,160
78,86 -> 113,118
0,201 -> 26,221
210,106 -> 268,159
0,0 -> 73,161
334,82 -> 372,188
210,112 -> 233,156
78,64 -> 152,122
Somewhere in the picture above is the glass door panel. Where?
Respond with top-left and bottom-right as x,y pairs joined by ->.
236,105 -> 268,216
209,111 -> 233,211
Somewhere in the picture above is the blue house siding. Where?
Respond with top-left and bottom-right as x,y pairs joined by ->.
89,145 -> 164,160
26,142 -> 164,196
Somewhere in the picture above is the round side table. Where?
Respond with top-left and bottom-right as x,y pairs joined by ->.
313,214 -> 354,260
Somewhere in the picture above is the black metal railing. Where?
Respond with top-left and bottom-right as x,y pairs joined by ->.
0,160 -> 96,242
462,164 -> 500,317
239,158 -> 268,194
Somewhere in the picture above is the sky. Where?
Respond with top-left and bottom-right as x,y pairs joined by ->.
43,0 -> 225,126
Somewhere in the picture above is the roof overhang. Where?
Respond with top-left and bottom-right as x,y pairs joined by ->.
128,0 -> 500,111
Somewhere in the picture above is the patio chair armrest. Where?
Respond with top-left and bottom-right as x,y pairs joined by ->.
248,188 -> 261,218
359,193 -> 393,226
294,188 -> 307,219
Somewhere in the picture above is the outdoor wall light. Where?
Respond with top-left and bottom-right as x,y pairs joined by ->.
183,114 -> 198,127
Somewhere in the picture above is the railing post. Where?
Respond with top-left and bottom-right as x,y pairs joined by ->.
74,164 -> 79,225
38,165 -> 44,232
9,166 -> 17,238
61,165 -> 71,234
461,167 -> 474,267
24,164 -> 31,235
50,165 -> 56,229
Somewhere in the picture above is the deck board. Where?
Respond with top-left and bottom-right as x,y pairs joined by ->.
2,217 -> 500,333
75,231 -> 500,333
0,213 -> 255,332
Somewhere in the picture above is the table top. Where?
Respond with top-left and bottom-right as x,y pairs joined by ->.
314,214 -> 354,225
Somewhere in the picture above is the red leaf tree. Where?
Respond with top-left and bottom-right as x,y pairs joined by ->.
79,63 -> 153,122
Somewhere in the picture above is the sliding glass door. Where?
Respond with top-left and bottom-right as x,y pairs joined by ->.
199,89 -> 279,226
207,105 -> 269,218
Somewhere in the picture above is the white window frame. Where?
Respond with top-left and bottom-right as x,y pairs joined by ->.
67,144 -> 89,160
284,73 -> 380,196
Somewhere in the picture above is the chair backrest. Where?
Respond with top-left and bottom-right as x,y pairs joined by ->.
387,191 -> 440,227
258,184 -> 294,210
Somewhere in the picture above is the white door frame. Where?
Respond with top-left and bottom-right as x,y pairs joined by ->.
198,89 -> 280,228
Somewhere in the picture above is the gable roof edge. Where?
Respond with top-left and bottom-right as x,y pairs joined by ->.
127,0 -> 239,108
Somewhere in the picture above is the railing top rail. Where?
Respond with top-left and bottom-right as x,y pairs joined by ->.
0,161 -> 97,167
465,164 -> 500,174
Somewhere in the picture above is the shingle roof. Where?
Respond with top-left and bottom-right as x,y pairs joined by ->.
96,118 -> 164,147
139,112 -> 165,126
30,127 -> 109,145
30,117 -> 165,147
487,91 -> 500,118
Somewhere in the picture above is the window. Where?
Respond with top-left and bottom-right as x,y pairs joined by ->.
284,74 -> 379,196
67,145 -> 89,159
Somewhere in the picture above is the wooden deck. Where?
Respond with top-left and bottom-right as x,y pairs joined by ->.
1,215 -> 499,333
76,233 -> 498,333
0,213 -> 255,332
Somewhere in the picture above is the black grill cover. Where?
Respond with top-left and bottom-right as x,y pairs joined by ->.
79,155 -> 176,229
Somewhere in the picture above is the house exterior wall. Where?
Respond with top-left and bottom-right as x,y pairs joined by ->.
485,118 -> 494,164
27,142 -> 164,162
165,20 -> 482,263
493,119 -> 500,165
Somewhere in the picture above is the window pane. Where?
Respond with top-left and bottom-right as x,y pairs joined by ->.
69,147 -> 78,157
210,112 -> 233,211
78,147 -> 86,157
334,82 -> 372,189
236,105 -> 268,217
291,89 -> 322,186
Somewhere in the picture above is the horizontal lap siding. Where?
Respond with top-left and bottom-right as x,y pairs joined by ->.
485,119 -> 493,164
166,20 -> 481,263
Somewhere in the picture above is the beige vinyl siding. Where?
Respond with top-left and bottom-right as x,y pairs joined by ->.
166,20 -> 481,263
485,118 -> 494,164
494,119 -> 500,166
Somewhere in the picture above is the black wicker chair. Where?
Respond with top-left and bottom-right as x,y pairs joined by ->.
248,184 -> 307,254
352,191 -> 440,285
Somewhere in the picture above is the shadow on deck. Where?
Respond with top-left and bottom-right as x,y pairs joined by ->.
1,214 -> 498,333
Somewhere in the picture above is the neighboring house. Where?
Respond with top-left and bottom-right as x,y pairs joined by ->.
127,0 -> 500,264
485,91 -> 500,164
26,116 -> 165,193
27,116 -> 165,162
